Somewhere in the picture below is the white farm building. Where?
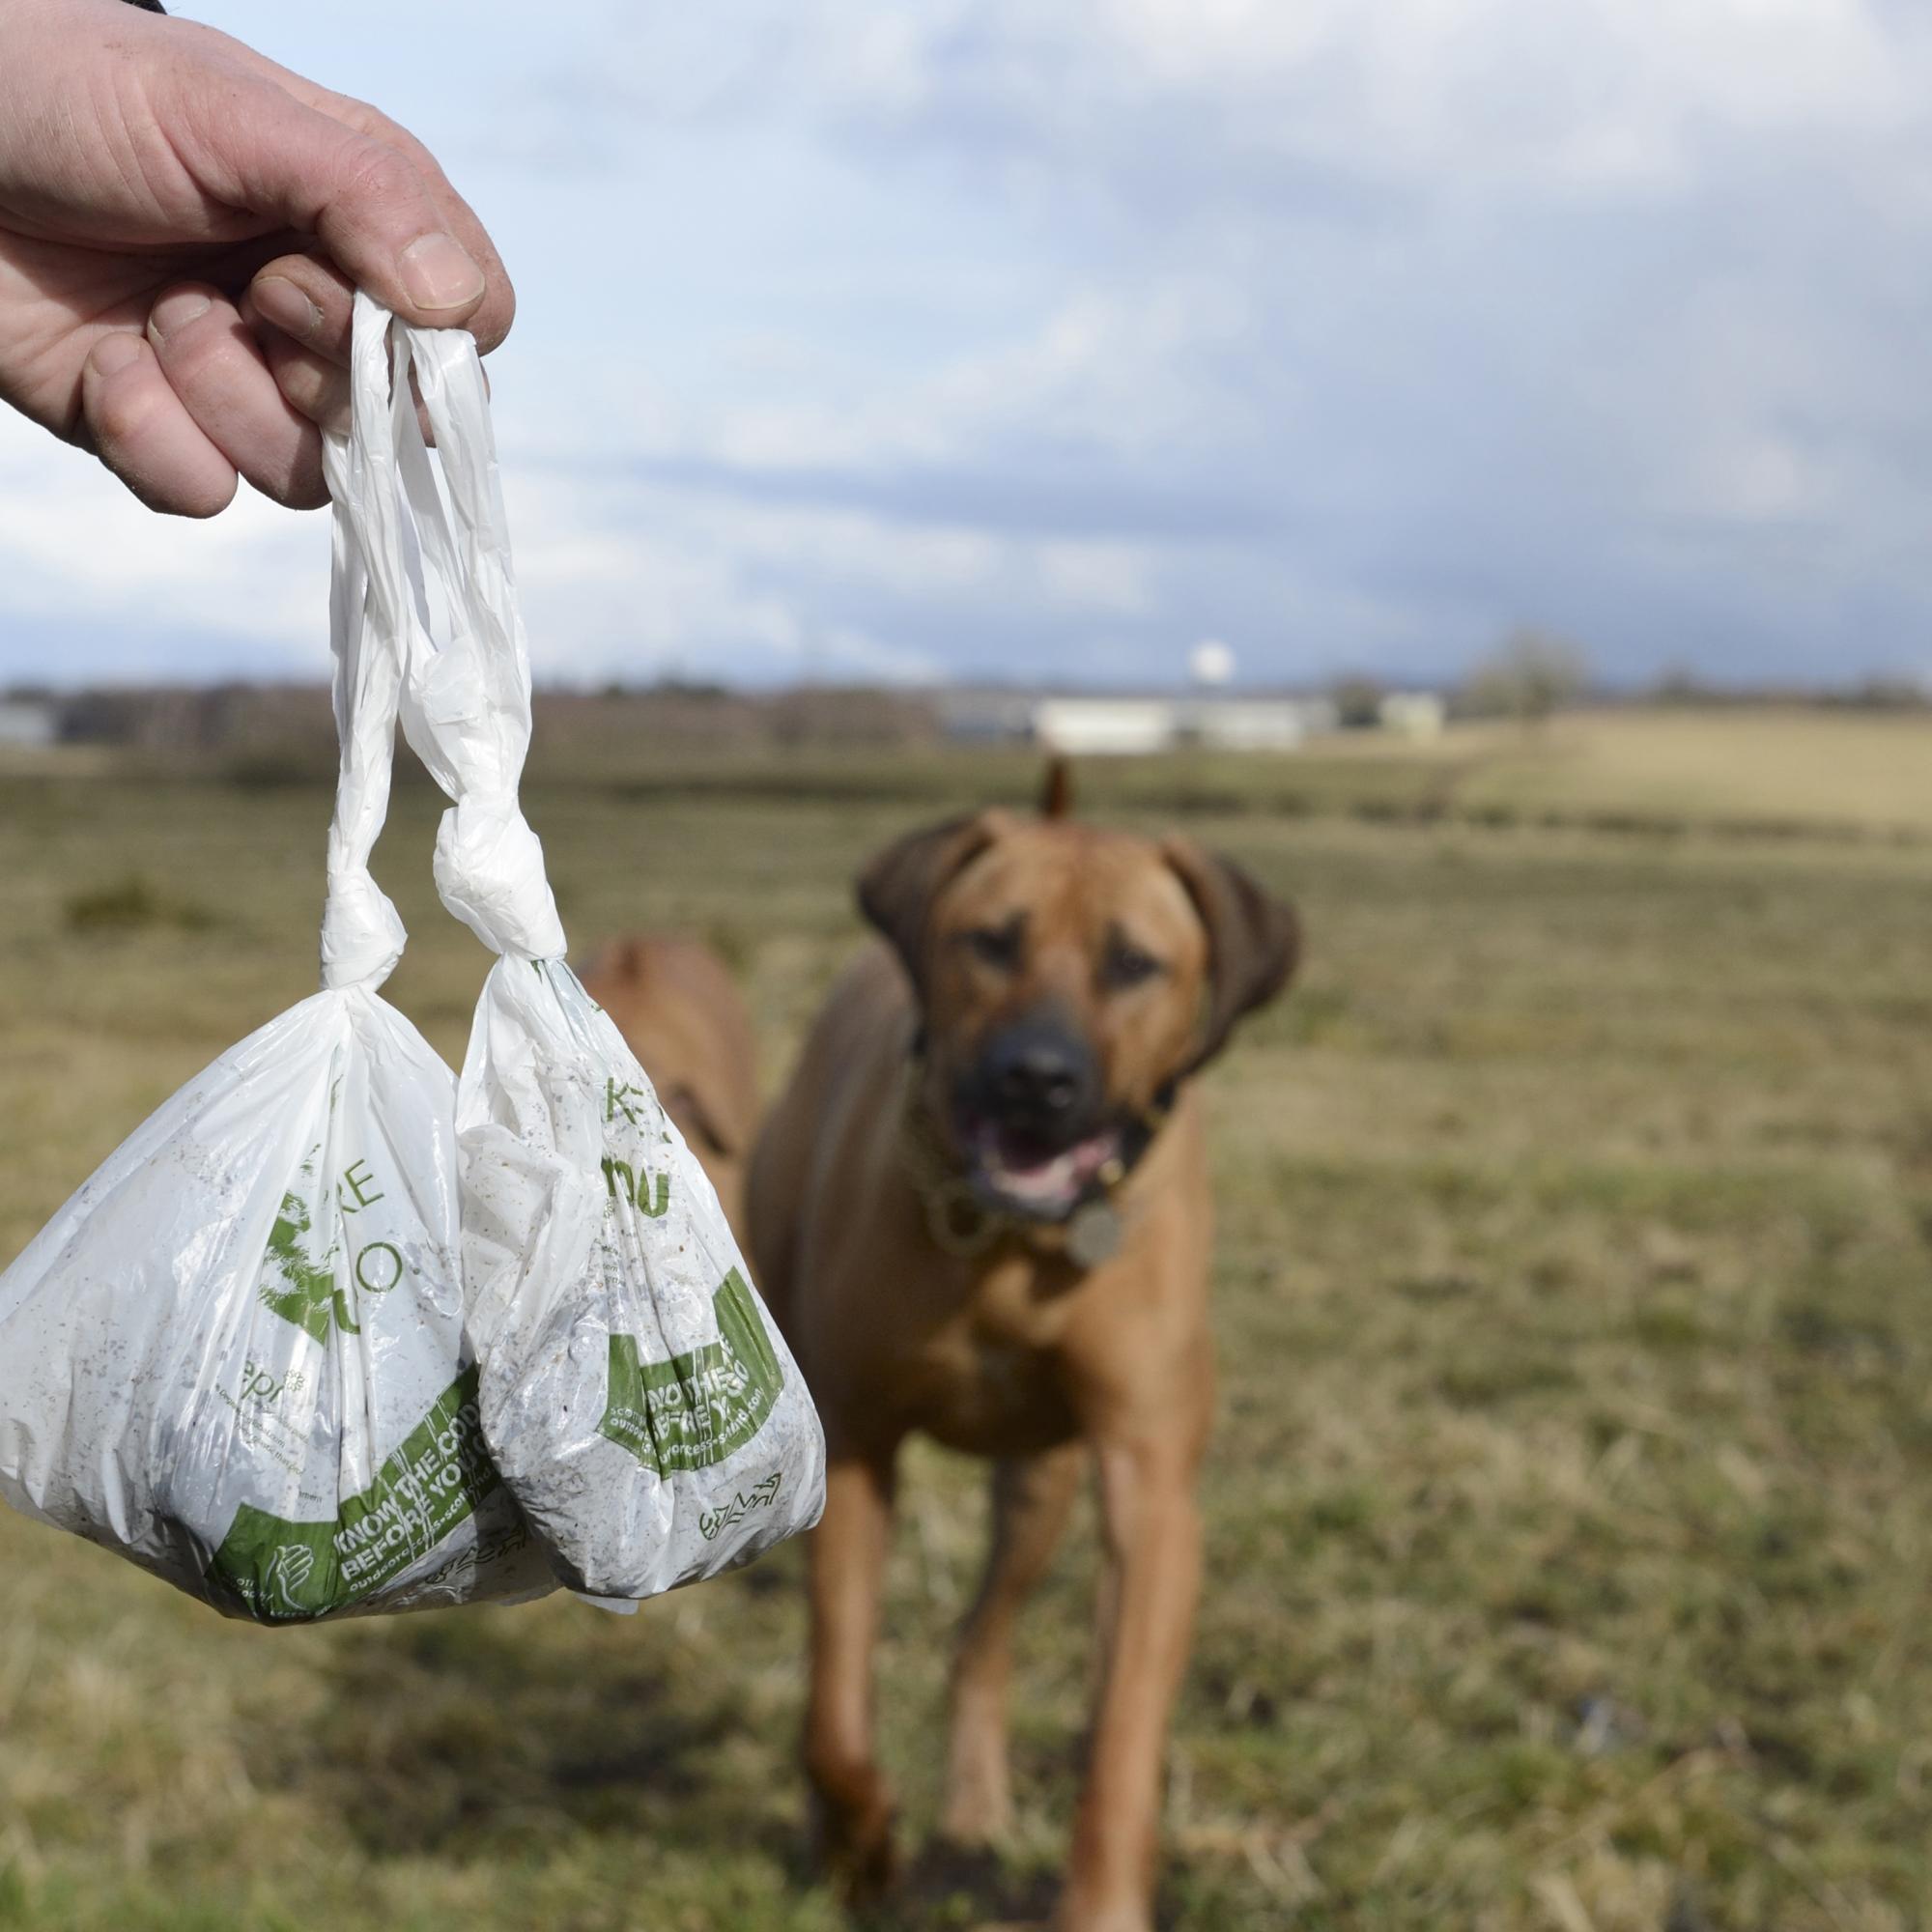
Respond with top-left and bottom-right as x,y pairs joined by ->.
939,691 -> 1337,756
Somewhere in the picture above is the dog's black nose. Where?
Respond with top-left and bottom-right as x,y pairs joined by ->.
997,1043 -> 1079,1113
978,1022 -> 1098,1132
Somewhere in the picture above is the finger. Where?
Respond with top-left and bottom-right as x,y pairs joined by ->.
168,71 -> 497,334
250,229 -> 513,369
310,97 -> 515,354
79,332 -> 237,519
247,253 -> 351,364
146,283 -> 327,510
170,26 -> 515,353
254,326 -> 348,439
251,303 -> 454,466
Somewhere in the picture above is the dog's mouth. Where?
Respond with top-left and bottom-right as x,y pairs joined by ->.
957,1113 -> 1124,1221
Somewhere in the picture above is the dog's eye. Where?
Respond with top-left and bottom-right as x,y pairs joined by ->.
1102,937 -> 1165,991
961,921 -> 1024,971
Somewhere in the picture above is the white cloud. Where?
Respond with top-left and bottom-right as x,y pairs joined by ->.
1035,540 -> 1153,617
808,0 -> 1918,191
0,432 -> 324,676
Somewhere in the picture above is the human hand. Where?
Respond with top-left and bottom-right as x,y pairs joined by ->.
0,0 -> 513,514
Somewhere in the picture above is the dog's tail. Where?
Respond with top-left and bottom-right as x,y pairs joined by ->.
1039,754 -> 1074,820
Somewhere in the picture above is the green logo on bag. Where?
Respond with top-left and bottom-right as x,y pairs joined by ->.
598,1269 -> 785,1475
207,1366 -> 503,1623
258,1151 -> 344,1344
259,1151 -> 406,1341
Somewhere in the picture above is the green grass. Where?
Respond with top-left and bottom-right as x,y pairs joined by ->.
1,717 -> 1930,1930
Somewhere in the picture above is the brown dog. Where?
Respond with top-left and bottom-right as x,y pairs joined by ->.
579,935 -> 762,1246
749,791 -> 1296,1931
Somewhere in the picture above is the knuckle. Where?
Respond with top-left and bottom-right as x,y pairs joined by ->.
321,89 -> 384,136
330,93 -> 443,180
333,134 -> 424,213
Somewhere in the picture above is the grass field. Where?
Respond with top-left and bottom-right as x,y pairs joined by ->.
2,709 -> 1930,1931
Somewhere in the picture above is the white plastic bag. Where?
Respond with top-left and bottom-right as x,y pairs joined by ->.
457,957 -> 822,1602
354,296 -> 826,1601
0,331 -> 554,1624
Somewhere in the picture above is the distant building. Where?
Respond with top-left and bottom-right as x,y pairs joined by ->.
1178,697 -> 1333,753
0,696 -> 57,750
937,690 -> 1337,756
1378,691 -> 1446,741
1034,698 -> 1180,756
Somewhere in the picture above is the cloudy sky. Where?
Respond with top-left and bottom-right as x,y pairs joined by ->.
4,0 -> 1931,690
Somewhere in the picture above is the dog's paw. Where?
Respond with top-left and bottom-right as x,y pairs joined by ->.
811,1776 -> 899,1904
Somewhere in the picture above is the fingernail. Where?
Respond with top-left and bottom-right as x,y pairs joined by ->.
148,289 -> 211,347
253,274 -> 322,342
399,232 -> 485,313
88,332 -> 145,378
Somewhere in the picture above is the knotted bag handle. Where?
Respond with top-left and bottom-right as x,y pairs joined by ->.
331,294 -> 566,964
314,322 -> 422,994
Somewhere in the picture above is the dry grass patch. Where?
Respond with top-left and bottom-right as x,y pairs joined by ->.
0,734 -> 1928,1928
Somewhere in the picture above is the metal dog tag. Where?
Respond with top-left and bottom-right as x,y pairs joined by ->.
1065,1200 -> 1123,1269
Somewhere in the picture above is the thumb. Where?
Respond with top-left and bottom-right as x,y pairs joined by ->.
181,72 -> 488,326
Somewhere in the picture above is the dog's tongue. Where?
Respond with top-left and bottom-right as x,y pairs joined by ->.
974,1122 -> 1119,1213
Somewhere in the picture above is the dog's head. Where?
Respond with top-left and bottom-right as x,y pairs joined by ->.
858,788 -> 1297,1222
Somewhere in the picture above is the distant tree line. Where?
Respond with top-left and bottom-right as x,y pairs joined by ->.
1325,630 -> 1930,726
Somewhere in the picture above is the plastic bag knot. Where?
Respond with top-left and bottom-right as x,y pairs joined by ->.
433,791 -> 566,962
320,869 -> 407,991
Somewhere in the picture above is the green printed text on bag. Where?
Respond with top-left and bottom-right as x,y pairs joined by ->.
208,1368 -> 507,1622
598,1269 -> 784,1474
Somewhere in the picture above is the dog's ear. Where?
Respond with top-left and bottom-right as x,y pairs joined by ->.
858,810 -> 1010,994
1162,838 -> 1299,1072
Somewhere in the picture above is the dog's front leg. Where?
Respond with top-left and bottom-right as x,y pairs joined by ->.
942,1441 -> 1087,1847
804,1440 -> 900,1900
1061,1431 -> 1206,1932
